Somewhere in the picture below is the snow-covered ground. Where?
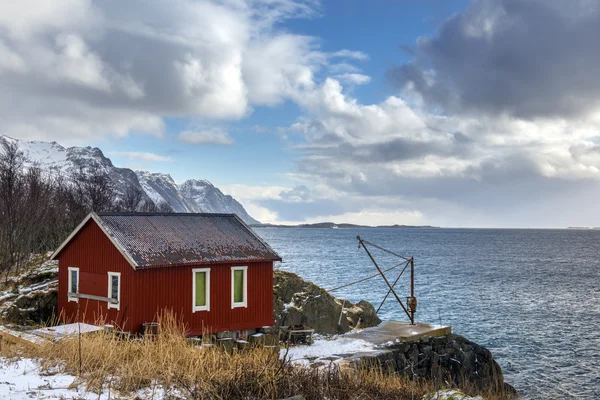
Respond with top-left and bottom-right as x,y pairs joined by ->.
0,357 -> 99,399
0,358 -> 184,400
32,323 -> 103,340
281,336 -> 378,365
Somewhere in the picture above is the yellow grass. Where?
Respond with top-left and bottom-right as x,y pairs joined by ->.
17,313 -> 437,399
0,313 -> 513,399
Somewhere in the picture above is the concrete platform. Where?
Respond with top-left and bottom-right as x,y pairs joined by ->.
345,321 -> 451,346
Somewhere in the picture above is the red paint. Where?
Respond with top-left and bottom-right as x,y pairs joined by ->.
57,219 -> 274,335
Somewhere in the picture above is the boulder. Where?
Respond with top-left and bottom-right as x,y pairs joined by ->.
273,270 -> 381,335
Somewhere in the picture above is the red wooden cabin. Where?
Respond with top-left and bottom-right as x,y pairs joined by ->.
51,212 -> 281,336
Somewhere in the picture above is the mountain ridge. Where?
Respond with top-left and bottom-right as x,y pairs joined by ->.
0,135 -> 259,224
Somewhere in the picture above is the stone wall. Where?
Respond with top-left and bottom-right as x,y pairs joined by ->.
354,334 -> 517,396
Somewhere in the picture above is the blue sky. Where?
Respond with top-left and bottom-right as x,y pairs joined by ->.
3,0 -> 600,227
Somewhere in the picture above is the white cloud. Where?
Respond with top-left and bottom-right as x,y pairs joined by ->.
178,129 -> 234,145
335,73 -> 371,85
331,49 -> 369,61
220,183 -> 290,201
107,151 -> 172,162
0,0 -> 366,144
302,210 -> 423,226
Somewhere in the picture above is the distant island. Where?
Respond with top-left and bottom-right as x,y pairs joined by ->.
251,222 -> 439,229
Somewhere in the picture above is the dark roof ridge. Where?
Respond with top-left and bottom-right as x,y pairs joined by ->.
97,212 -> 238,217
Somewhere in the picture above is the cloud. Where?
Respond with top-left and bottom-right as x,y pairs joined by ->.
107,151 -> 172,162
0,0 -> 366,144
286,63 -> 600,227
335,73 -> 371,85
220,182 -> 428,225
331,49 -> 369,61
389,0 -> 600,119
258,185 -> 344,221
178,129 -> 234,145
302,210 -> 424,226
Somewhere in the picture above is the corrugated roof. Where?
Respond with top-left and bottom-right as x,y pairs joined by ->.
91,213 -> 281,268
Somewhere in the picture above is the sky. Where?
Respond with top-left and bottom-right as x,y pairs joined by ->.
2,0 -> 600,228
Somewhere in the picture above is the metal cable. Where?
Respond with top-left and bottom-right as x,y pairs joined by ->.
361,239 -> 412,261
326,260 -> 408,292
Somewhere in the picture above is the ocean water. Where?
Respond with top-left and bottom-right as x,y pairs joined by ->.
255,227 -> 600,399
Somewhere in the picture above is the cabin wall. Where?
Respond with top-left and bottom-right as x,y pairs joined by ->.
57,220 -> 274,335
57,220 -> 134,330
130,261 -> 274,336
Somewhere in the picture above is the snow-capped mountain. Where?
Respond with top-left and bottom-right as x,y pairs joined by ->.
135,171 -> 199,213
179,179 -> 257,221
0,135 -> 259,224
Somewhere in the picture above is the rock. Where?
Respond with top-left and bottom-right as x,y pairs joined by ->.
0,259 -> 59,325
421,389 -> 483,400
273,270 -> 381,335
368,334 -> 513,396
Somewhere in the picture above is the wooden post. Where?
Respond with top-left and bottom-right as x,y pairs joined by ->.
410,257 -> 415,325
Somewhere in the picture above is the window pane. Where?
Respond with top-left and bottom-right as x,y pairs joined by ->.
234,270 -> 244,303
111,276 -> 119,300
70,271 -> 77,293
195,272 -> 206,307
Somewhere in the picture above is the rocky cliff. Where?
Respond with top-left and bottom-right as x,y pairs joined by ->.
273,270 -> 381,334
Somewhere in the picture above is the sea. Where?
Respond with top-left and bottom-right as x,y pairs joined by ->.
255,227 -> 600,399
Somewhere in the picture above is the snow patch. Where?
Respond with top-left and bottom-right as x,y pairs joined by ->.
0,357 -> 186,399
281,337 -> 377,364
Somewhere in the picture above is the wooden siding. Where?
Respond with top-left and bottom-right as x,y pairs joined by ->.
58,220 -> 274,335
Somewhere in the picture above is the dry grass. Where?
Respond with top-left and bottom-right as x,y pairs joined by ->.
0,313 -> 516,399
17,313 -> 443,400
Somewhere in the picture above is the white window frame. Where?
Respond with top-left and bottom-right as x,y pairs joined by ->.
107,272 -> 121,310
192,268 -> 210,312
231,266 -> 248,309
67,267 -> 79,303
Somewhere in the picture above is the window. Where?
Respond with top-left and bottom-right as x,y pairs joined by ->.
107,272 -> 121,310
192,268 -> 210,312
231,266 -> 247,308
67,267 -> 79,302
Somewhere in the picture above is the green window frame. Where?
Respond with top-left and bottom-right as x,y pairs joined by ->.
231,266 -> 247,308
192,268 -> 210,312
